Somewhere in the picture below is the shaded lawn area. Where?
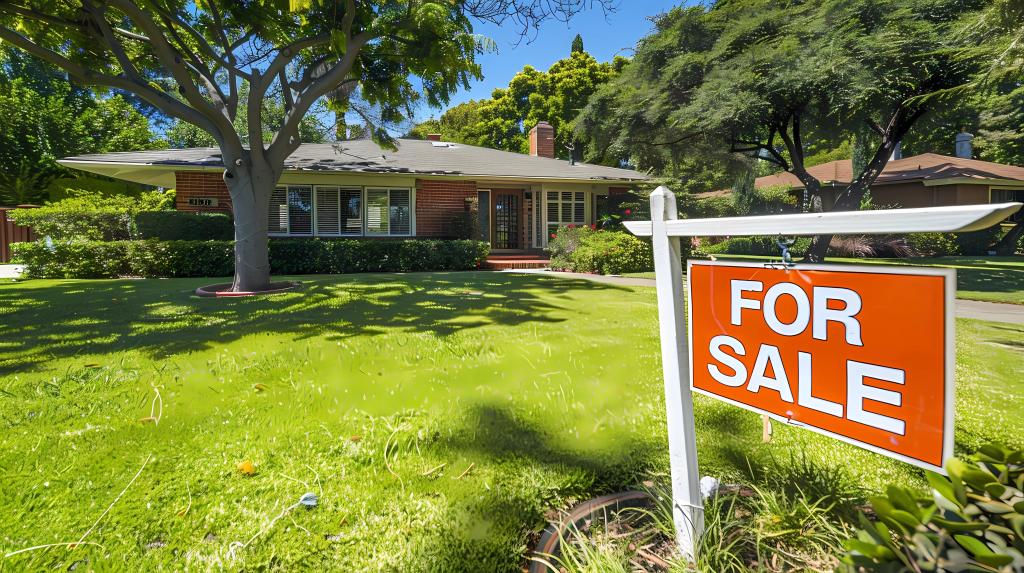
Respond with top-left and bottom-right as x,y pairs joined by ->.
0,272 -> 1021,571
623,255 -> 1024,305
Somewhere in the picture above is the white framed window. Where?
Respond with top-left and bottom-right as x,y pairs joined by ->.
546,191 -> 586,235
366,188 -> 412,236
273,185 -> 412,237
315,187 -> 363,235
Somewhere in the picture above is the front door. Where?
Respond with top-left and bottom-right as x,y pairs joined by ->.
492,190 -> 523,249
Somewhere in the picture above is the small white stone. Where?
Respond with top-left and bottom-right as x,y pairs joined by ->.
699,476 -> 720,499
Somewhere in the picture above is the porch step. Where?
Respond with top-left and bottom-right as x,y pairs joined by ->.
483,256 -> 550,270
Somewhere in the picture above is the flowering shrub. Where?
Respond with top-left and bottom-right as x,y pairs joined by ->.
546,225 -> 654,275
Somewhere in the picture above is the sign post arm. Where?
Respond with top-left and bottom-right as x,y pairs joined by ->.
649,186 -> 703,561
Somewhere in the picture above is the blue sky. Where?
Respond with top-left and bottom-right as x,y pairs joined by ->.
411,1 -> 682,123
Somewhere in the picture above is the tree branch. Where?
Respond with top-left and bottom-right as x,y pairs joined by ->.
0,24 -> 221,138
106,0 -> 237,150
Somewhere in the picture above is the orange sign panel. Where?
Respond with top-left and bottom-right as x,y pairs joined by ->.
687,261 -> 954,472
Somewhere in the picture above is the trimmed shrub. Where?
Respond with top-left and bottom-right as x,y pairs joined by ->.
127,241 -> 235,277
546,226 -> 656,275
14,238 -> 490,279
134,211 -> 234,240
9,209 -> 133,241
569,231 -> 654,275
11,241 -> 130,278
839,444 -> 1024,572
546,225 -> 596,270
7,190 -> 174,241
269,239 -> 490,274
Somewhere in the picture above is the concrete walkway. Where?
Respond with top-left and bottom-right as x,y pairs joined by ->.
507,269 -> 1024,326
0,265 -> 23,279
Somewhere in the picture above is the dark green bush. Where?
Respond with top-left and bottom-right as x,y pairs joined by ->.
127,241 -> 235,277
269,239 -> 489,274
134,211 -> 234,241
955,225 -> 1003,256
840,444 -> 1024,572
907,226 -> 1003,257
14,238 -> 490,278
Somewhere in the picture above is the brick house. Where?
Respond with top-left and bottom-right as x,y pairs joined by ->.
59,122 -> 647,251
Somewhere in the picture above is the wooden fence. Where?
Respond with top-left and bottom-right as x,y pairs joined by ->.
0,206 -> 36,263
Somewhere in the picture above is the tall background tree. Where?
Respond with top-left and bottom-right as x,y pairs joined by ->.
0,48 -> 162,204
577,0 -> 982,260
945,0 -> 1024,253
0,0 -> 610,291
408,36 -> 626,160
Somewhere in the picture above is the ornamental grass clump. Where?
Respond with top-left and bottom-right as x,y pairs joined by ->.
840,444 -> 1024,572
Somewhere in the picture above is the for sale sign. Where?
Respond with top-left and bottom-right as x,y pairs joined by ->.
687,261 -> 955,472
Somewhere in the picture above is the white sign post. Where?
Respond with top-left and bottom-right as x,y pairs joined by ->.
649,187 -> 704,560
628,186 -> 1021,562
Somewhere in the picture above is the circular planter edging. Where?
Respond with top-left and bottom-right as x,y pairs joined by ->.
528,490 -> 653,573
195,281 -> 302,298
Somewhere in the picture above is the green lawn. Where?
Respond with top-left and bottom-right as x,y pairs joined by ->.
623,255 -> 1024,305
0,273 -> 1021,571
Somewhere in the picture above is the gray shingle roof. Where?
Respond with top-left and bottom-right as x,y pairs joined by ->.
61,139 -> 648,182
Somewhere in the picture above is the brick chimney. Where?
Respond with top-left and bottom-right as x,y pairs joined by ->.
529,121 -> 555,158
955,128 -> 974,159
426,133 -> 442,142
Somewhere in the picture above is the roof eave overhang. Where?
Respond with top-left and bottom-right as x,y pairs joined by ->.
920,176 -> 1024,187
57,160 -> 647,187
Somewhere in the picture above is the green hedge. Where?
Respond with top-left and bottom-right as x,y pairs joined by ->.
134,211 -> 234,241
703,236 -> 812,257
11,208 -> 235,242
12,238 -> 490,279
908,226 -> 1003,256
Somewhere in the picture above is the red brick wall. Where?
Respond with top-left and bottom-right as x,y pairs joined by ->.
529,122 -> 555,158
175,171 -> 233,214
415,179 -> 477,237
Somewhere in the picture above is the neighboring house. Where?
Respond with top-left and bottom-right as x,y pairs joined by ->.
748,134 -> 1024,222
58,122 -> 647,251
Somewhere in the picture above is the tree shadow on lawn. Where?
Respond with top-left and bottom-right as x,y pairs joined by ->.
416,403 -> 850,570
909,257 -> 1024,298
0,272 -> 632,375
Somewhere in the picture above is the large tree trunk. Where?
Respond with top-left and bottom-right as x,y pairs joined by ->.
994,220 -> 1024,255
803,111 -> 918,262
224,158 -> 276,292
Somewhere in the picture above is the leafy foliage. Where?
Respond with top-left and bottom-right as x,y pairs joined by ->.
8,191 -> 174,240
408,47 -> 626,159
0,49 -> 163,204
8,192 -> 170,231
840,444 -> 1024,572
546,226 -> 654,275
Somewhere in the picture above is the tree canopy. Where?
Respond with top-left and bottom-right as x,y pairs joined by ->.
409,42 -> 626,159
0,0 -> 612,291
576,0 -> 983,259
